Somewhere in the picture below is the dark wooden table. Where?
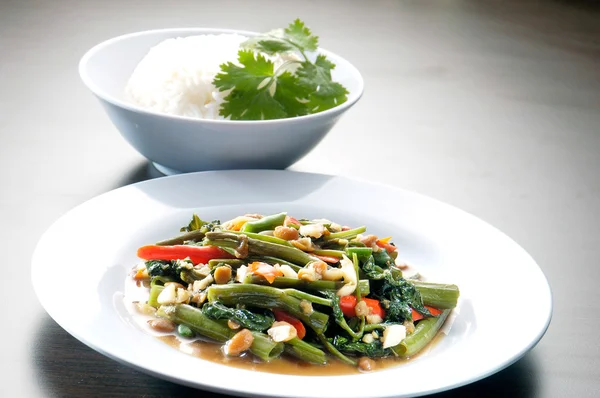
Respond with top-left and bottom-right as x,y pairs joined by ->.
3,0 -> 600,396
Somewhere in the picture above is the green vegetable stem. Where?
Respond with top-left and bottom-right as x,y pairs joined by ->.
247,255 -> 302,272
323,226 -> 367,241
207,258 -> 247,269
227,230 -> 293,247
205,231 -> 318,266
392,309 -> 451,358
207,284 -> 329,334
284,337 -> 327,365
244,275 -> 371,296
202,302 -> 274,331
155,229 -> 206,246
147,284 -> 164,308
241,212 -> 287,233
413,281 -> 460,309
157,304 -> 284,362
157,304 -> 233,342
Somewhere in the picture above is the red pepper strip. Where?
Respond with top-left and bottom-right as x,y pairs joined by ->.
339,296 -> 385,318
376,240 -> 397,253
137,245 -> 233,265
411,305 -> 444,322
273,309 -> 306,339
314,254 -> 340,264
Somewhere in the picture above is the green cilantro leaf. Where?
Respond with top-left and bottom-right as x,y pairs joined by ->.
251,38 -> 296,55
314,54 -> 336,72
214,19 -> 349,120
220,85 -> 287,120
296,55 -> 349,112
273,71 -> 311,117
214,50 -> 286,120
214,49 -> 274,92
283,19 -> 318,52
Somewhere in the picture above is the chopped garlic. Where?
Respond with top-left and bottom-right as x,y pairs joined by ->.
354,300 -> 369,317
291,237 -> 315,252
299,223 -> 327,239
382,324 -> 407,349
322,267 -> 344,281
300,299 -> 314,315
197,274 -> 214,290
157,283 -> 177,304
235,265 -> 248,283
176,288 -> 191,304
336,255 -> 357,297
190,292 -> 207,305
228,320 -> 241,330
298,260 -> 326,282
310,218 -> 332,224
366,314 -> 383,324
329,222 -> 342,232
278,264 -> 298,279
298,267 -> 317,282
362,333 -> 374,344
196,264 -> 211,276
267,321 -> 297,342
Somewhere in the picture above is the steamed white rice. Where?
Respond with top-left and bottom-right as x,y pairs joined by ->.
125,34 -> 296,120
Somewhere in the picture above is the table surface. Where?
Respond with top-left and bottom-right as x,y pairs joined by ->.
2,0 -> 600,396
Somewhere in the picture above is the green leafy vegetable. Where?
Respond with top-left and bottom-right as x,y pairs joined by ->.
323,291 -> 364,340
250,39 -> 295,55
375,273 -> 433,322
272,71 -> 311,119
213,19 -> 348,120
285,19 -> 319,51
360,256 -> 387,280
180,214 -> 220,234
296,55 -> 348,113
145,259 -> 205,284
145,259 -> 189,278
332,335 -> 391,358
180,214 -> 204,232
202,302 -> 275,331
372,249 -> 394,268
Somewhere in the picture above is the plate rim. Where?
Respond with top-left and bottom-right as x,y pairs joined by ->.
31,169 -> 553,397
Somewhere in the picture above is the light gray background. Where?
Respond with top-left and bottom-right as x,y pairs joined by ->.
2,0 -> 599,396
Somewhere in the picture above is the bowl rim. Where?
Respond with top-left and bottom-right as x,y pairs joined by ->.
79,27 -> 364,125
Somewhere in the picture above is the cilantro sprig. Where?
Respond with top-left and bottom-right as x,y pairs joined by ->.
213,19 -> 349,120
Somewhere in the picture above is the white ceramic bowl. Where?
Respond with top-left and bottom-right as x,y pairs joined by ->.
79,28 -> 364,174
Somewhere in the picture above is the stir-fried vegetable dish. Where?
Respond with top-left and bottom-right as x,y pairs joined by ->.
131,212 -> 460,372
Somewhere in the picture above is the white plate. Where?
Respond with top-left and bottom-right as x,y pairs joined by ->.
31,170 -> 552,398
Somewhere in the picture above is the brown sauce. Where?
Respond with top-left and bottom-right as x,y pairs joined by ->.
157,333 -> 444,376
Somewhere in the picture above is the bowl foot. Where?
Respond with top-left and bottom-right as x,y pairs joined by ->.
152,162 -> 183,176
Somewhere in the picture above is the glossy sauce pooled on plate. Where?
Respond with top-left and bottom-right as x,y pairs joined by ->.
156,331 -> 447,376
